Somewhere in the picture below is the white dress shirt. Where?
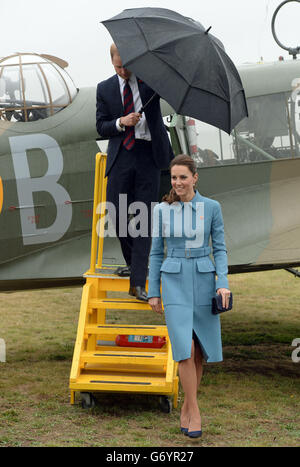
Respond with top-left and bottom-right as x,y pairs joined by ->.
116,74 -> 151,141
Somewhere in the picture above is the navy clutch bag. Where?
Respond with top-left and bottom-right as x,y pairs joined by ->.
212,292 -> 233,314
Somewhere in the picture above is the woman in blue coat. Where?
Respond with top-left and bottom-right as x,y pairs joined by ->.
148,154 -> 231,439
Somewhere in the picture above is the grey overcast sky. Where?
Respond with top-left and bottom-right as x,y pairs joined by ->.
1,0 -> 299,87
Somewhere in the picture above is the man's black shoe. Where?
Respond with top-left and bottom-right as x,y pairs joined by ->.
114,266 -> 131,277
129,286 -> 148,302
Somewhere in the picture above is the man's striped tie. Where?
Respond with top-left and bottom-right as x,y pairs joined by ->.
123,80 -> 135,150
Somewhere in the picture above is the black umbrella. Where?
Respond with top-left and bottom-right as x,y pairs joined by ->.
102,7 -> 248,134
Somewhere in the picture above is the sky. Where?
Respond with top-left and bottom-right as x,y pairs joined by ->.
1,0 -> 300,88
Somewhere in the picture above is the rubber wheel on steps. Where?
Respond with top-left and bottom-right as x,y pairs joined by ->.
80,392 -> 96,409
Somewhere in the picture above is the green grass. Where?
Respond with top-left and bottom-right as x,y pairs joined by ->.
0,269 -> 299,446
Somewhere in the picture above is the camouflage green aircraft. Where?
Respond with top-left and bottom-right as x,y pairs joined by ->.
0,50 -> 299,291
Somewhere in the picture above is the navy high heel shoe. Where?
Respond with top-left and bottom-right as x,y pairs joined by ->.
180,409 -> 189,435
187,430 -> 202,438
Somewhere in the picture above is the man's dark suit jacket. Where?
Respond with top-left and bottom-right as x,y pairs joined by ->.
96,74 -> 174,176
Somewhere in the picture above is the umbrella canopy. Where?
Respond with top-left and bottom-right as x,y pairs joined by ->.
102,7 -> 248,134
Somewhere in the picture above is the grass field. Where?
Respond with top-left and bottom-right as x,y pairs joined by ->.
0,269 -> 299,447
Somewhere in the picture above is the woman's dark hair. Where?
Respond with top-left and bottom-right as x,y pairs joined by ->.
162,154 -> 197,204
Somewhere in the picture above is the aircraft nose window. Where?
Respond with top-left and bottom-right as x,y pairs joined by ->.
0,53 -> 78,122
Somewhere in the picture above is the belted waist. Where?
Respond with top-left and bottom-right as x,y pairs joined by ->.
167,246 -> 211,258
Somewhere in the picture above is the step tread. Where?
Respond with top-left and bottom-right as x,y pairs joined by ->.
72,372 -> 168,385
81,350 -> 167,365
89,298 -> 152,310
82,349 -> 167,356
85,324 -> 168,336
91,298 -> 150,303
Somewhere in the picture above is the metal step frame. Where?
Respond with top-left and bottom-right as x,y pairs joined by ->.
69,153 -> 179,410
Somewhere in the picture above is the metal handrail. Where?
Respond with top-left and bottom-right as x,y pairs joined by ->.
89,153 -> 107,273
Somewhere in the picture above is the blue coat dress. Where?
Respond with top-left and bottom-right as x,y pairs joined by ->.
147,191 -> 229,363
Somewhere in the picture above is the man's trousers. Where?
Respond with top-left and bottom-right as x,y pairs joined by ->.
106,140 -> 161,287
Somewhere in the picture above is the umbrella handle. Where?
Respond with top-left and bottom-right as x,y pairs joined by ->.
138,92 -> 158,114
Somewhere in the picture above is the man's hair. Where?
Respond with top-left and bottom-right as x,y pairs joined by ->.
110,43 -> 120,60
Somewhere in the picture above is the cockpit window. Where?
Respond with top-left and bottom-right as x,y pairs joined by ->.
0,53 -> 78,122
173,88 -> 300,166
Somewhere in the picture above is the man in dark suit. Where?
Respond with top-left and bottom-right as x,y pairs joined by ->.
96,44 -> 174,301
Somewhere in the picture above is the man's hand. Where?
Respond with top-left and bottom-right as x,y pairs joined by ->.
120,112 -> 142,127
148,297 -> 163,315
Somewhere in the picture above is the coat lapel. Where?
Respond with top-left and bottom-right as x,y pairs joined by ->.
137,78 -> 155,108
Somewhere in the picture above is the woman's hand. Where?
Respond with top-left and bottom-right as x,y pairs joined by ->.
216,288 -> 231,309
148,297 -> 163,315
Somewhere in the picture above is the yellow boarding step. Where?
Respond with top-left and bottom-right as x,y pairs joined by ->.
72,373 -> 172,394
89,298 -> 154,310
69,153 -> 179,412
84,324 -> 169,335
80,350 -> 167,367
